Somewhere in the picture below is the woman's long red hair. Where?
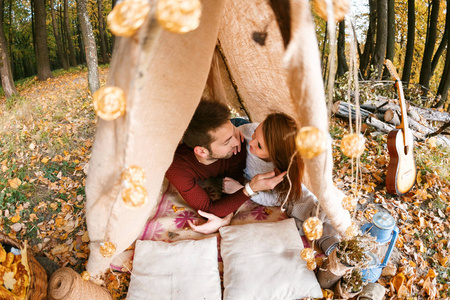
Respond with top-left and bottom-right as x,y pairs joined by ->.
262,113 -> 304,206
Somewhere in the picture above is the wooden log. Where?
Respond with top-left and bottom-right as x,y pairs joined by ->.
362,99 -> 450,123
332,101 -> 373,121
384,109 -> 400,126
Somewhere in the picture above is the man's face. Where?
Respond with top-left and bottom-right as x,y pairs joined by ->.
207,121 -> 240,160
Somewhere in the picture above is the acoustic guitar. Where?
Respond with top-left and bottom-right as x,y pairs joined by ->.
384,59 -> 416,196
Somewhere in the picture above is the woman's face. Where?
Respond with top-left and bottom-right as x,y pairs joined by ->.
249,123 -> 270,160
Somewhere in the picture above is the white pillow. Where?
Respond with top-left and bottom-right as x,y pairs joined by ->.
126,237 -> 221,300
219,218 -> 323,300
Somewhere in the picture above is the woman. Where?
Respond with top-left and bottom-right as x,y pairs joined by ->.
223,113 -> 339,255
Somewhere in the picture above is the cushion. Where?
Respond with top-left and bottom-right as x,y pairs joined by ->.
126,237 -> 221,300
219,218 -> 323,300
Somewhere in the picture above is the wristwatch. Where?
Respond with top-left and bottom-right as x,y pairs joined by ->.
244,183 -> 257,196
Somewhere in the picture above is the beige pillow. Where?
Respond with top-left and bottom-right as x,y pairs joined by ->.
126,237 -> 221,300
219,218 -> 323,300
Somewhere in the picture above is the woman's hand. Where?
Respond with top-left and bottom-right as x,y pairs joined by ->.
233,126 -> 245,155
222,177 -> 244,194
248,171 -> 287,192
188,210 -> 233,234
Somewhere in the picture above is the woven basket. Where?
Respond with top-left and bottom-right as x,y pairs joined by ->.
0,232 -> 48,300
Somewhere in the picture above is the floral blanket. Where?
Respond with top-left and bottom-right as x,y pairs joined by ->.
111,178 -> 290,272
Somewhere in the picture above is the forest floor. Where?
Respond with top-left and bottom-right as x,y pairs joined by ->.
0,68 -> 449,299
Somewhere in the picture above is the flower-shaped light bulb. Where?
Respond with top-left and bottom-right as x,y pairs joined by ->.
345,223 -> 358,239
107,0 -> 151,37
340,133 -> 365,158
314,0 -> 349,22
342,196 -> 358,211
156,0 -> 202,34
121,166 -> 146,185
306,258 -> 317,270
100,242 -> 116,258
122,184 -> 148,208
81,271 -> 90,281
93,86 -> 126,121
303,217 -> 323,241
300,248 -> 315,262
295,126 -> 327,159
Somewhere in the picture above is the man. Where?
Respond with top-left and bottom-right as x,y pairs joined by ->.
165,99 -> 286,233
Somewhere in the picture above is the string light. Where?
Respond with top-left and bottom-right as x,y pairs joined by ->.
300,248 -> 315,262
340,133 -> 365,158
81,271 -> 91,281
107,0 -> 151,37
345,223 -> 358,239
100,242 -> 117,258
156,0 -> 202,34
342,196 -> 358,211
313,0 -> 349,22
303,217 -> 323,241
306,258 -> 317,270
295,126 -> 327,159
121,166 -> 146,185
93,86 -> 126,121
122,184 -> 148,207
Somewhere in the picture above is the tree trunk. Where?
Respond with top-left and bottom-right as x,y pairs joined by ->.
77,20 -> 86,64
360,0 -> 376,78
0,0 -> 16,97
97,0 -> 108,63
402,0 -> 415,86
337,20 -> 348,77
59,3 -> 69,65
34,0 -> 53,81
383,0 -> 395,78
77,0 -> 99,93
370,0 -> 387,79
51,0 -> 69,70
419,0 -> 441,94
434,28 -> 450,109
431,0 -> 449,75
8,0 -> 11,73
64,0 -> 78,67
321,23 -> 328,80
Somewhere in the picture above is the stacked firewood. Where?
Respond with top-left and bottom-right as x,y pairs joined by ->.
332,97 -> 450,147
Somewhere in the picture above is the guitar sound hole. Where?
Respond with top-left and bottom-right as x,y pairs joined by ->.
404,145 -> 409,155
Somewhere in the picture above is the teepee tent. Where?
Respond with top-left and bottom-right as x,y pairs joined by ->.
85,0 -> 352,277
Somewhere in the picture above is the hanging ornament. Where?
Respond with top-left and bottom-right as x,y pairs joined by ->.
313,0 -> 349,22
100,242 -> 116,258
341,196 -> 357,211
93,86 -> 126,121
121,166 -> 146,185
303,217 -> 323,241
306,258 -> 317,270
107,0 -> 151,37
122,184 -> 148,207
340,133 -> 365,158
345,223 -> 358,239
81,271 -> 91,281
300,248 -> 315,262
295,126 -> 327,159
156,0 -> 202,34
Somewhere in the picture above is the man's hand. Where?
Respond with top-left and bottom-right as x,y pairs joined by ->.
233,126 -> 245,155
188,210 -> 233,234
248,171 -> 287,193
222,177 -> 244,194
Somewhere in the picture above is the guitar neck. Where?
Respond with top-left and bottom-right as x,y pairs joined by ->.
395,79 -> 408,131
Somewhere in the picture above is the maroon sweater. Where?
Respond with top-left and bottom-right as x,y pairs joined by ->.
165,143 -> 249,217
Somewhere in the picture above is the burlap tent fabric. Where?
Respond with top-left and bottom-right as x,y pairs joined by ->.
85,0 -> 352,278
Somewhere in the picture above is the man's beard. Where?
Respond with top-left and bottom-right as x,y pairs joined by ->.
206,148 -> 235,161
